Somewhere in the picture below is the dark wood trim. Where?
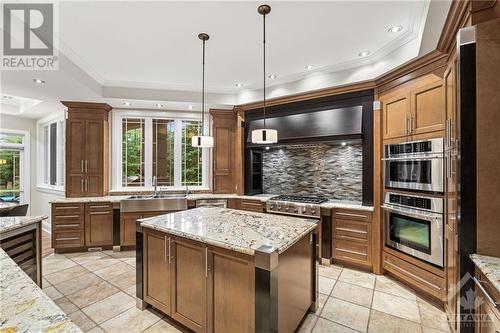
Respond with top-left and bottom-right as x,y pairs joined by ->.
470,0 -> 500,24
437,0 -> 472,55
61,101 -> 112,111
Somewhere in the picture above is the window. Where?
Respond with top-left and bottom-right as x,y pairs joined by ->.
0,130 -> 29,204
114,111 -> 209,190
39,119 -> 64,189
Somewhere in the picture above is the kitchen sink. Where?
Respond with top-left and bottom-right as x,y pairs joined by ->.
120,194 -> 188,212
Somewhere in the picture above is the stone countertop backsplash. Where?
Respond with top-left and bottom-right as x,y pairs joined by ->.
0,248 -> 83,333
470,254 -> 500,294
140,207 -> 318,256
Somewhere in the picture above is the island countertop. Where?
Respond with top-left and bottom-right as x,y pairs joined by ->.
139,207 -> 318,256
0,248 -> 82,333
0,215 -> 47,234
470,254 -> 500,294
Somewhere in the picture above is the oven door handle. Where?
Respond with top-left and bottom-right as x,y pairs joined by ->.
381,205 -> 442,220
381,155 -> 443,161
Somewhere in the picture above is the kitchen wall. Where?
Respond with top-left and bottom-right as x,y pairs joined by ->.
262,143 -> 363,201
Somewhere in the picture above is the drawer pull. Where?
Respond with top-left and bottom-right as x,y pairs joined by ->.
89,211 -> 111,215
90,205 -> 111,209
336,212 -> 368,219
55,215 -> 80,219
56,206 -> 80,210
56,237 -> 79,241
336,227 -> 367,234
472,277 -> 500,309
56,224 -> 80,228
336,248 -> 367,257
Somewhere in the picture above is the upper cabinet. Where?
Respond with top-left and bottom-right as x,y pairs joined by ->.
211,109 -> 237,194
381,74 -> 444,141
62,102 -> 111,197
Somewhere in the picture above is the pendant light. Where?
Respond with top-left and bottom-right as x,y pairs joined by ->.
251,4 -> 278,144
192,33 -> 214,148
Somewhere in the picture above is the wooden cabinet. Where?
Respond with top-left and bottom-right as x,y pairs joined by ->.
332,209 -> 373,269
211,109 -> 237,194
85,203 -> 113,247
143,228 -> 171,315
51,203 -> 85,250
62,102 -> 111,198
171,237 -> 208,332
239,199 -> 264,213
121,211 -> 173,247
474,268 -> 500,333
381,74 -> 444,141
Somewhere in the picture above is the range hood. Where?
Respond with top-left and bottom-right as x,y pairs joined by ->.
245,106 -> 363,145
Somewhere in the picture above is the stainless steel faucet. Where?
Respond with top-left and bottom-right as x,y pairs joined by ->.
152,176 -> 158,197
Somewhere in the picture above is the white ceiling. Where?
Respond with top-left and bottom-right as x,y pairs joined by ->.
0,1 -> 451,119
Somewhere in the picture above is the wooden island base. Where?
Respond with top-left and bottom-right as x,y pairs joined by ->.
136,226 -> 317,333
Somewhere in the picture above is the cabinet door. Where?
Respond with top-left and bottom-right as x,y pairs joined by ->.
143,229 -> 171,315
85,203 -> 113,246
85,174 -> 103,197
171,237 -> 207,333
212,112 -> 235,194
66,175 -> 85,197
383,95 -> 410,139
67,119 -> 86,174
410,80 -> 445,135
444,62 -> 457,150
85,119 -> 103,174
475,284 -> 500,333
120,213 -> 142,246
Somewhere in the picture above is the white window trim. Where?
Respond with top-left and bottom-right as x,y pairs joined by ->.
0,129 -> 31,208
111,109 -> 212,191
36,112 -> 65,193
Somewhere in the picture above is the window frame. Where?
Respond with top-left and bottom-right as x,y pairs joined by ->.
0,129 -> 30,206
111,109 -> 211,191
37,114 -> 65,193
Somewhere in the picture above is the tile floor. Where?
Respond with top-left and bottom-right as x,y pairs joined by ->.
41,251 -> 451,333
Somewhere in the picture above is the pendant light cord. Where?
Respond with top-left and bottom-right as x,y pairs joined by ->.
262,12 -> 266,129
202,38 -> 206,136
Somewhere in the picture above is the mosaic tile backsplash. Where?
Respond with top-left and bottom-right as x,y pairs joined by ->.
262,143 -> 363,201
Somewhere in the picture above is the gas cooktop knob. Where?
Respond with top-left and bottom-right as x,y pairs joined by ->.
302,207 -> 307,213
285,207 -> 289,212
277,206 -> 281,210
294,207 -> 299,213
311,210 -> 316,215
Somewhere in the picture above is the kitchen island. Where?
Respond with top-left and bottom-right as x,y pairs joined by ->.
136,207 -> 318,333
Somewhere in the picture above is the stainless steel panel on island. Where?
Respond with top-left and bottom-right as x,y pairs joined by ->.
136,207 -> 318,333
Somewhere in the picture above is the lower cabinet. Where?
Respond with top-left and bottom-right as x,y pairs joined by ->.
121,211 -> 170,247
142,228 -> 254,333
85,203 -> 113,246
474,268 -> 500,333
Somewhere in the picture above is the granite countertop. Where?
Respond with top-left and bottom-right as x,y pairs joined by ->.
140,207 -> 318,256
0,249 -> 82,333
0,201 -> 18,212
0,215 -> 47,234
51,193 -> 374,211
470,254 -> 500,294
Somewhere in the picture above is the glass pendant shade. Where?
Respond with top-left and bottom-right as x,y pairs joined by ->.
191,135 -> 214,148
251,128 -> 278,144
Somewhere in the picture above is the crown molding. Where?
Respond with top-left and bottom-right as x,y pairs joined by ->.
61,101 -> 112,111
437,0 -> 471,55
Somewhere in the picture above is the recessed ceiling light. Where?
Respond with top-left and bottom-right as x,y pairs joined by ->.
123,101 -> 131,106
388,25 -> 403,33
2,95 -> 13,99
341,142 -> 347,146
268,74 -> 277,79
156,103 -> 163,108
305,65 -> 314,70
235,82 -> 243,88
265,146 -> 270,150
188,105 -> 194,110
358,51 -> 370,57
33,78 -> 45,84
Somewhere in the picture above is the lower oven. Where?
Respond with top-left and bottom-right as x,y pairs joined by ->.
382,192 -> 444,268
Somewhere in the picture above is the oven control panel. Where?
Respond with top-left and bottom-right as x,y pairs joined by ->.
384,192 -> 443,214
266,201 -> 321,218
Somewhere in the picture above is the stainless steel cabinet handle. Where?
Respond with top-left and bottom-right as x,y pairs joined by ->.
81,160 -> 84,173
90,205 -> 111,209
336,212 -> 368,219
405,115 -> 409,135
55,215 -> 80,219
85,178 -> 88,192
409,115 -> 414,134
81,178 -> 84,192
472,276 -> 500,309
89,211 -> 110,215
168,237 -> 172,264
56,237 -> 79,241
449,120 -> 454,148
85,160 -> 88,173
164,235 -> 168,263
205,247 -> 208,277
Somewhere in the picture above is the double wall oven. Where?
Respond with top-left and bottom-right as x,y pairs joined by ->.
383,138 -> 445,268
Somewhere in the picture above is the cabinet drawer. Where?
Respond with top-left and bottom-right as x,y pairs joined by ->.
53,203 -> 84,216
334,219 -> 370,241
383,251 -> 444,300
333,209 -> 372,222
240,199 -> 263,212
53,214 -> 84,230
52,230 -> 84,248
86,202 -> 112,212
333,238 -> 370,266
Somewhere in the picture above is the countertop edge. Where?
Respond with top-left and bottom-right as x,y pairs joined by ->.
470,253 -> 500,294
0,215 -> 47,234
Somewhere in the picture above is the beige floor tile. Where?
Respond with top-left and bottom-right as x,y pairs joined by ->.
142,319 -> 182,333
124,285 -> 136,297
108,269 -> 136,290
44,265 -> 90,286
43,286 -> 63,300
418,299 -> 450,332
86,326 -> 105,333
372,291 -> 420,323
319,276 -> 336,295
368,309 -> 422,333
43,253 -> 69,260
63,251 -> 97,258
422,326 -> 450,333
53,272 -> 102,295
80,257 -> 118,271
313,317 -> 359,333
43,258 -> 78,275
81,291 -> 135,324
94,262 -> 133,281
68,310 -> 97,331
71,251 -> 111,265
321,297 -> 370,332
55,297 -> 79,315
331,281 -> 373,308
319,265 -> 342,280
122,258 -> 136,267
375,275 -> 417,301
41,277 -> 50,288
67,279 -> 120,308
297,314 -> 318,333
315,293 -> 328,316
109,250 -> 136,259
338,268 -> 376,289
100,307 -> 161,333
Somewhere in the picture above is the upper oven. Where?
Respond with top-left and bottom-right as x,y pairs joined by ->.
383,138 -> 444,193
